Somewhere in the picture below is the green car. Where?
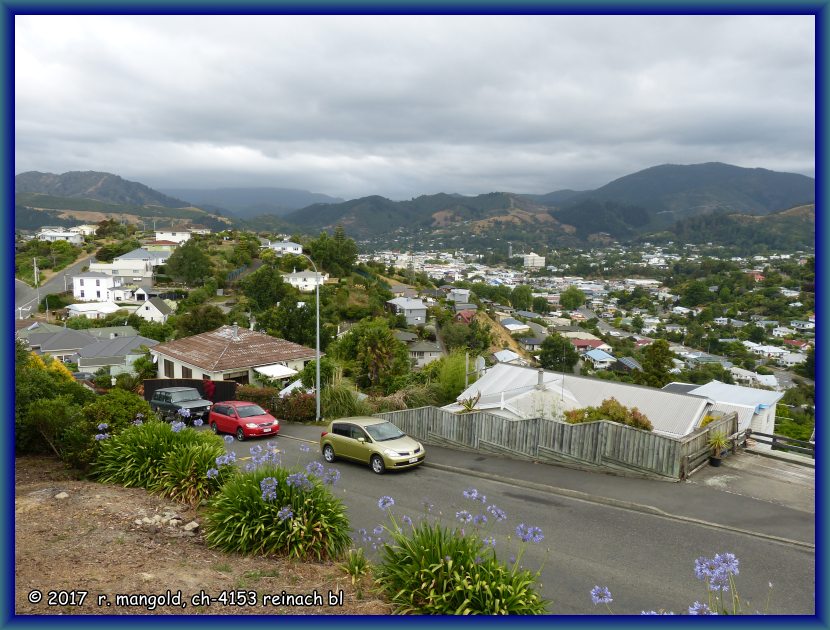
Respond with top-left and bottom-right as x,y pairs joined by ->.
320,417 -> 426,474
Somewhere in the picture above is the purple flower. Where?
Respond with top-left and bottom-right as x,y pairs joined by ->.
322,468 -> 341,485
486,504 -> 507,521
591,586 -> 613,605
483,536 -> 496,548
171,421 -> 185,433
250,444 -> 263,456
193,418 -> 204,427
177,408 -> 191,418
378,496 -> 395,510
372,525 -> 384,536
402,515 -> 413,527
689,601 -> 717,615
94,433 -> 109,441
132,418 -> 143,426
714,552 -> 739,576
260,477 -> 278,502
299,443 -> 311,453
97,423 -> 109,431
206,468 -> 219,479
306,461 -> 324,477
456,510 -> 473,523
223,435 -> 234,444
276,506 -> 293,523
473,514 -> 488,526
462,487 -> 479,500
285,472 -> 312,491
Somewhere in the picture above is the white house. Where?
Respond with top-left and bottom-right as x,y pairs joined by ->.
154,228 -> 192,244
584,348 -> 616,370
283,270 -> 328,292
73,272 -> 121,302
682,380 -> 784,435
66,301 -> 131,320
523,252 -> 545,268
134,297 -> 174,324
447,287 -> 471,303
772,326 -> 795,338
267,241 -> 303,256
779,353 -> 807,368
67,224 -> 99,237
37,230 -> 84,245
386,297 -> 428,326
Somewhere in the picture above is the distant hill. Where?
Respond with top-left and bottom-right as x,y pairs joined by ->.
15,171 -> 190,208
158,187 -> 345,218
522,189 -> 584,206
644,203 -> 815,251
280,191 -> 559,238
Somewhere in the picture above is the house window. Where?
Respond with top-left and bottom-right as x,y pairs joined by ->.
182,366 -> 192,379
96,279 -> 100,286
163,359 -> 174,378
96,291 -> 101,298
80,279 -> 84,286
80,290 -> 85,298
145,305 -> 150,310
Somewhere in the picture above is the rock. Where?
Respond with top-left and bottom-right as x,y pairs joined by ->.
141,517 -> 154,525
54,492 -> 69,500
134,519 -> 144,526
182,521 -> 199,532
168,519 -> 181,527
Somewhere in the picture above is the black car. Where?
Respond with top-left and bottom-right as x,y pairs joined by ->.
149,387 -> 212,422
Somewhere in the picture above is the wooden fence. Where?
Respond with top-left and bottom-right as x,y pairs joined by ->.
374,407 -> 739,481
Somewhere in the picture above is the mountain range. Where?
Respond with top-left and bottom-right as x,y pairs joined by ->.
15,163 -> 814,248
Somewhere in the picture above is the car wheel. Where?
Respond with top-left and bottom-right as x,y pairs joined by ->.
323,444 -> 336,463
370,455 -> 386,475
236,428 -> 245,441
211,423 -> 219,434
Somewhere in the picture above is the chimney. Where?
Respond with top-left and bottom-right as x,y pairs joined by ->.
232,322 -> 239,340
249,316 -> 256,331
536,368 -> 545,390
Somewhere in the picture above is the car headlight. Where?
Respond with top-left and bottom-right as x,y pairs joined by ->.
383,449 -> 401,457
245,423 -> 259,429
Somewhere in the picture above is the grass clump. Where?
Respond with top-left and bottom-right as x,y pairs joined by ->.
203,464 -> 351,561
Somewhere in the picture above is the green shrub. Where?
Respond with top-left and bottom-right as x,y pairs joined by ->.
374,521 -> 548,615
274,390 -> 317,423
321,384 -> 373,419
564,397 -> 653,431
93,421 -> 232,502
204,465 -> 351,560
236,385 -> 279,410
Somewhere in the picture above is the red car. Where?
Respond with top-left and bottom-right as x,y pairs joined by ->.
208,401 -> 280,441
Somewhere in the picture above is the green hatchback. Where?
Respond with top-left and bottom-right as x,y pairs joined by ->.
320,417 -> 426,474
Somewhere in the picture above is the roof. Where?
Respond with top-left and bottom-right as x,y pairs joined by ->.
73,271 -> 111,278
687,380 -> 784,409
87,326 -> 139,338
515,310 -> 542,319
387,297 -> 427,310
66,302 -> 124,314
269,241 -> 301,248
616,356 -> 643,371
408,340 -> 442,352
585,349 -> 615,361
15,321 -> 64,338
393,331 -> 418,342
77,335 -> 158,359
519,337 -> 545,345
28,328 -> 97,352
254,364 -> 299,379
493,349 -> 521,363
661,382 -> 699,395
148,297 -> 174,315
447,363 -> 710,438
151,325 -> 316,372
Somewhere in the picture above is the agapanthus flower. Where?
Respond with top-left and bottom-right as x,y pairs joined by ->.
244,462 -> 256,472
223,435 -> 234,444
689,601 -> 717,615
132,418 -> 143,426
206,468 -> 219,479
299,443 -> 311,453
306,461 -> 324,477
94,433 -> 109,441
276,506 -> 293,523
97,423 -> 109,431
193,418 -> 204,427
486,504 -> 507,521
515,523 -> 544,543
402,515 -> 413,527
250,444 -> 263,456
462,487 -> 479,500
456,510 -> 473,523
378,496 -> 395,510
473,514 -> 488,526
171,421 -> 185,433
322,468 -> 341,485
260,477 -> 278,502
177,408 -> 191,418
591,586 -> 613,605
482,536 -> 496,548
285,472 -> 313,491
373,525 -> 384,536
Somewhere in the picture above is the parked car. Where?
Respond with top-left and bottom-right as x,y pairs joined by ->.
149,386 -> 212,422
319,416 -> 425,474
208,401 -> 280,441
72,371 -> 96,381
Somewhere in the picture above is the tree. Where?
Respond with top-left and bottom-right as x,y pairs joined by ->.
240,265 -> 293,313
635,339 -> 675,388
681,280 -> 710,307
795,346 -> 815,380
330,318 -> 410,393
510,285 -> 533,311
538,333 -> 580,372
175,304 -> 227,337
532,296 -> 550,315
559,286 -> 586,310
258,299 -> 331,349
165,239 -> 213,285
299,357 -> 337,390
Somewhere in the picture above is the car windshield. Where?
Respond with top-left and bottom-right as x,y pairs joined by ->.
236,405 -> 266,418
171,391 -> 200,402
364,422 -> 405,442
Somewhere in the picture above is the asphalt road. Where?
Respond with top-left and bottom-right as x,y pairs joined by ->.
215,425 -> 815,615
14,256 -> 93,317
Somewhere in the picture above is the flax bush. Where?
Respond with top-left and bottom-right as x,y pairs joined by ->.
203,464 -> 351,560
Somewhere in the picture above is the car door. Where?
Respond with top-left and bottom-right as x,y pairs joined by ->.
350,425 -> 373,464
212,404 -> 227,432
333,423 -> 361,461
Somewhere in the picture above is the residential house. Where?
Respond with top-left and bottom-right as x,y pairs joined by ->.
393,330 -> 418,343
611,356 -> 643,374
729,367 -> 779,390
267,240 -> 303,256
779,353 -> 807,368
14,321 -> 64,342
386,297 -> 428,326
189,226 -> 212,236
790,320 -> 815,331
408,340 -> 443,369
150,325 -> 317,384
67,224 -> 98,237
73,272 -> 121,302
455,310 -> 476,324
772,326 -> 795,338
500,318 -> 531,334
388,283 -> 417,298
443,363 -> 713,439
492,349 -> 528,366
76,335 -> 159,376
27,328 -> 97,363
523,252 -> 545,268
453,302 -> 478,314
155,228 -> 192,244
87,326 -> 139,340
584,348 -> 616,370
515,310 -> 543,320
37,230 -> 84,245
134,297 -> 174,324
519,338 -> 544,352
66,302 -> 131,320
447,287 -> 471,303
570,338 -> 612,354
283,270 -> 329,293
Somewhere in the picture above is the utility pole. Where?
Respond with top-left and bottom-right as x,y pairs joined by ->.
33,258 -> 40,310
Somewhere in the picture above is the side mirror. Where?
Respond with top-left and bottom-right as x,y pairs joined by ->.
357,437 -> 365,444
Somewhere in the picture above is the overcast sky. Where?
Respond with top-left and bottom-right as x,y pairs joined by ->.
15,14 -> 814,200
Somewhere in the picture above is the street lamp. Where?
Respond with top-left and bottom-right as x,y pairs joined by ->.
299,254 -> 321,422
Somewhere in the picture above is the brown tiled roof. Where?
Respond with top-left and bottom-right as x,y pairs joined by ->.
152,325 -> 316,372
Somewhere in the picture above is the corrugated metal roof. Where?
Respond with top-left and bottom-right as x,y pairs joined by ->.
77,335 -> 158,358
688,380 -> 784,408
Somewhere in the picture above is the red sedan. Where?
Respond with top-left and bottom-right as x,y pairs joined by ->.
208,401 -> 280,441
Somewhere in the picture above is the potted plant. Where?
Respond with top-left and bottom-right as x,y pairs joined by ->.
708,430 -> 730,467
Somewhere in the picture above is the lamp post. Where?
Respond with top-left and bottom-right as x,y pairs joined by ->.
300,254 -> 321,422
